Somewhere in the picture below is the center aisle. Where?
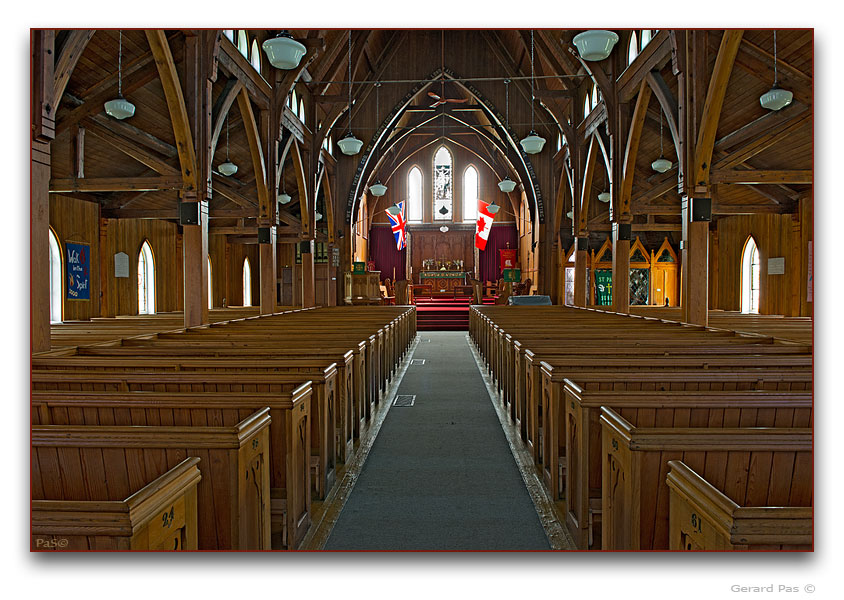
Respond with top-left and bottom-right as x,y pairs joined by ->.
323,331 -> 551,550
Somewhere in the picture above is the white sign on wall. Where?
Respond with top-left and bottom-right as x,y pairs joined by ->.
768,257 -> 785,275
114,252 -> 129,278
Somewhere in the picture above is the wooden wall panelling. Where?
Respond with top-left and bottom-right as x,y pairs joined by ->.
713,214 -> 804,315
49,195 -> 99,321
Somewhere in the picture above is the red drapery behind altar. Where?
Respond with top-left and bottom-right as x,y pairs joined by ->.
479,224 -> 519,283
368,225 -> 407,281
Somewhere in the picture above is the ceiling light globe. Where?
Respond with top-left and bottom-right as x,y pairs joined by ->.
218,161 -> 238,176
337,133 -> 363,155
651,157 -> 672,173
572,30 -> 619,61
262,33 -> 307,70
498,177 -> 517,193
759,86 -> 793,111
104,97 -> 136,120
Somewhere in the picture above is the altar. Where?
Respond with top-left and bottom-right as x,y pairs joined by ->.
419,270 -> 467,293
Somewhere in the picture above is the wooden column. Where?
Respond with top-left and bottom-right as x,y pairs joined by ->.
680,196 -> 709,325
259,228 -> 277,313
180,31 -> 212,327
612,224 -> 631,314
31,30 -> 55,353
573,237 -> 588,307
301,240 -> 315,307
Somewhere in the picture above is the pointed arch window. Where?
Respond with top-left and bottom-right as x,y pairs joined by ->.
242,257 -> 253,307
250,39 -> 261,73
223,30 -> 235,43
49,229 -> 62,323
640,30 -> 652,50
433,146 -> 453,221
138,241 -> 156,314
328,135 -> 334,155
207,256 -> 213,309
591,84 -> 599,111
408,166 -> 423,223
628,32 -> 639,65
298,98 -> 305,123
583,92 -> 591,120
463,165 -> 479,222
290,89 -> 298,114
741,236 -> 761,314
237,30 -> 249,59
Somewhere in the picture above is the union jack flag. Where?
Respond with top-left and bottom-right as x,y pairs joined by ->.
386,201 -> 407,251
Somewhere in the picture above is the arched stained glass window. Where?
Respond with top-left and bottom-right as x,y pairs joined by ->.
463,165 -> 479,222
237,30 -> 249,59
741,236 -> 761,314
628,32 -> 639,65
408,166 -> 423,222
49,228 -> 62,323
433,146 -> 453,221
250,39 -> 261,73
138,241 -> 155,314
242,257 -> 252,307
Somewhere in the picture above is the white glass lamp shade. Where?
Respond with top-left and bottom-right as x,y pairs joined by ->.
498,177 -> 517,193
759,86 -> 793,111
439,225 -> 449,233
566,210 -> 574,220
598,192 -> 611,203
486,203 -> 501,215
104,97 -> 136,120
651,157 -> 672,173
386,204 -> 402,216
218,161 -> 238,176
315,211 -> 323,222
520,131 -> 546,154
278,193 -> 292,205
262,34 -> 307,70
337,133 -> 363,155
369,181 -> 388,197
572,30 -> 619,61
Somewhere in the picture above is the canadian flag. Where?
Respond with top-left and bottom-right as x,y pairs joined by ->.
475,200 -> 499,250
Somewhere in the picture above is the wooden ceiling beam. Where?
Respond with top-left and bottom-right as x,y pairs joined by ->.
236,88 -> 270,217
82,118 -> 179,176
710,169 -> 812,185
210,79 -> 244,158
100,208 -> 180,219
619,80 -> 652,220
146,29 -> 198,194
692,30 -> 744,191
216,38 -> 271,109
50,176 -> 182,193
52,30 -> 95,111
212,174 -> 258,209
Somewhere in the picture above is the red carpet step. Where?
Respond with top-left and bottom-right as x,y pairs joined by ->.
415,297 -> 486,331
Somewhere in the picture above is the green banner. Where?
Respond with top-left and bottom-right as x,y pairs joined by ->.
595,269 -> 612,305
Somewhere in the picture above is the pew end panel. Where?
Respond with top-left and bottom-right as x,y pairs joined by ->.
667,460 -> 813,551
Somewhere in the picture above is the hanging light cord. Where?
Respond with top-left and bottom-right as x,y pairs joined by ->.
117,30 -> 123,98
530,29 -> 535,132
347,31 -> 353,135
504,78 -> 510,162
374,81 -> 381,168
225,115 -> 230,160
773,30 -> 778,86
659,109 -> 664,156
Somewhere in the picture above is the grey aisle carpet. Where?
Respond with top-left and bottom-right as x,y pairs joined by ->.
323,331 -> 550,550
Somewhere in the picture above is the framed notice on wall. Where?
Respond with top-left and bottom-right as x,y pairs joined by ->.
500,249 -> 517,272
66,242 -> 90,300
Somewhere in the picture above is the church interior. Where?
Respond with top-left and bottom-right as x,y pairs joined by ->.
28,24 -> 817,561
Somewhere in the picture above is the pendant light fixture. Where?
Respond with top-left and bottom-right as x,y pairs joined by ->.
278,166 -> 291,205
566,209 -> 574,220
368,81 -> 387,197
520,30 -> 546,155
651,110 -> 672,173
104,30 -> 136,120
598,191 -> 611,203
498,79 -> 517,193
218,114 -> 238,176
572,30 -> 619,61
262,30 -> 307,70
337,31 -> 363,155
759,30 -> 793,111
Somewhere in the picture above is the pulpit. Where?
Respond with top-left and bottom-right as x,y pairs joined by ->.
344,271 -> 381,305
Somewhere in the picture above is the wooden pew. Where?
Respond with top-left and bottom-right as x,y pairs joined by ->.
666,460 -> 812,550
32,386 -> 312,549
32,457 -> 201,551
32,408 -> 272,550
599,406 -> 812,550
562,386 -> 812,549
31,365 -> 337,502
